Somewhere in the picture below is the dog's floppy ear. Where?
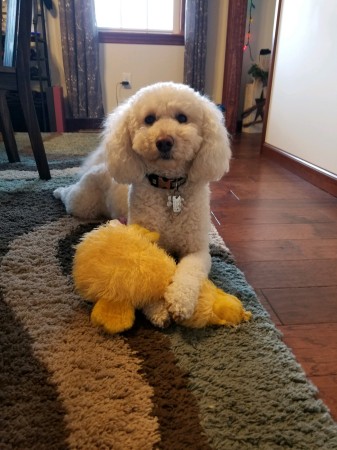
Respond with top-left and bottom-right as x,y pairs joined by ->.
189,98 -> 231,183
104,101 -> 145,184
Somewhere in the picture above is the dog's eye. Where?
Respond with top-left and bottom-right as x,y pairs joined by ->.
144,114 -> 156,125
176,113 -> 187,123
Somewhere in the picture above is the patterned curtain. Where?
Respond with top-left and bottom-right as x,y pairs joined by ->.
184,0 -> 208,94
58,0 -> 104,119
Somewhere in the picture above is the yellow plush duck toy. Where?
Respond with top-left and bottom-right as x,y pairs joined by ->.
73,220 -> 251,334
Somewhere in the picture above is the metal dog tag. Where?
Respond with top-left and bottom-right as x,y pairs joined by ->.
167,195 -> 172,208
172,195 -> 183,213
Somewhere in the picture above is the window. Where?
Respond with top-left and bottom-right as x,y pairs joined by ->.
95,0 -> 185,45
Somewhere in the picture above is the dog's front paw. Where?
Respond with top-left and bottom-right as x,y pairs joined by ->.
143,300 -> 171,328
164,282 -> 197,322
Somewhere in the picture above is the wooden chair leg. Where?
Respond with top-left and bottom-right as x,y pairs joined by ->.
0,91 -> 20,163
17,78 -> 51,180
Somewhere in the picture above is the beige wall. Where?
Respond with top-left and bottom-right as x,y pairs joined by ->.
99,44 -> 184,113
205,0 -> 229,103
45,2 -> 229,114
45,6 -> 66,94
45,3 -> 184,114
265,0 -> 337,175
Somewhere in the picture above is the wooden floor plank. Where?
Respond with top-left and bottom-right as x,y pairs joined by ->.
223,239 -> 337,262
217,222 -> 337,241
223,179 -> 335,201
210,203 -> 336,225
236,260 -> 337,289
227,160 -> 301,181
262,287 -> 337,325
278,324 -> 337,377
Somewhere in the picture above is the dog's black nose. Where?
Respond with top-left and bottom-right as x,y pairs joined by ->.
156,136 -> 174,153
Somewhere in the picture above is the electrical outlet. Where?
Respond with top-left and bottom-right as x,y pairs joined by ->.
122,72 -> 131,88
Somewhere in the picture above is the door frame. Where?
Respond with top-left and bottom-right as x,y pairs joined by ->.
221,0 -> 248,135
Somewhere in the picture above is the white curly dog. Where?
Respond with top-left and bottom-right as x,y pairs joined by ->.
54,82 -> 231,327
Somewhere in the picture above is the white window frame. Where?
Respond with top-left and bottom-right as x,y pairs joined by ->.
96,0 -> 185,46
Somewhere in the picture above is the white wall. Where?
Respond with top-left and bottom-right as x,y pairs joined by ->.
265,0 -> 337,176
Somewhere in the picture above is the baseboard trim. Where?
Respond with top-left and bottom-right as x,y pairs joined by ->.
261,142 -> 337,198
65,118 -> 104,132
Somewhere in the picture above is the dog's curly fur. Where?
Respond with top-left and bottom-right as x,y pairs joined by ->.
54,82 -> 231,326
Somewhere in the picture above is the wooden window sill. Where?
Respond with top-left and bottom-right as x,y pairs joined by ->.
98,31 -> 184,46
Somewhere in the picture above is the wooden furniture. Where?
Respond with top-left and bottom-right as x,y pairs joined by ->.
31,0 -> 52,132
0,0 -> 50,180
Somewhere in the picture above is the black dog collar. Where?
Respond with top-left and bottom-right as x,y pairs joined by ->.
146,173 -> 187,190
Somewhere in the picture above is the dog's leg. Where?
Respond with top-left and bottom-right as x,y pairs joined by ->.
142,300 -> 171,328
54,164 -> 127,219
164,250 -> 211,321
54,164 -> 108,218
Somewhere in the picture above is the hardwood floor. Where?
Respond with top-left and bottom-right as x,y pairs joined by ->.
210,133 -> 337,421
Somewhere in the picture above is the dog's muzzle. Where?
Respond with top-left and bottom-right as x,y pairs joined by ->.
156,136 -> 174,159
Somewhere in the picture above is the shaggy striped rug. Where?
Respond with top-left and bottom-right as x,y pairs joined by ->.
1,133 -> 337,450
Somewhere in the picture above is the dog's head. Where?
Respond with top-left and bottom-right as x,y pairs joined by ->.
104,82 -> 231,184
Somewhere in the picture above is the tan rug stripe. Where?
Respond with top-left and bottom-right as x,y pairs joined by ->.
16,132 -> 100,156
0,217 -> 160,450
